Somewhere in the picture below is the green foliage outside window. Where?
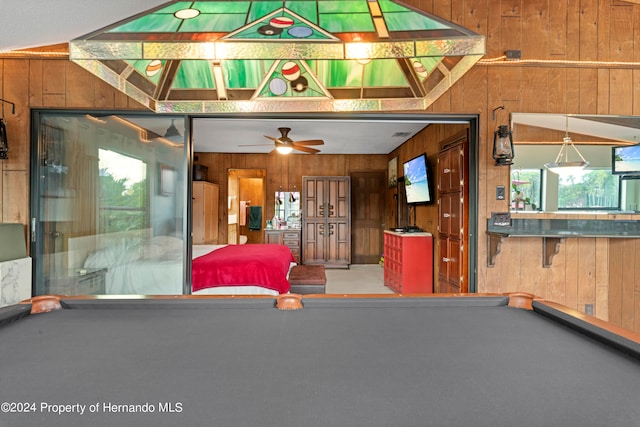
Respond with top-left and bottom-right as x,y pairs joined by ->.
558,170 -> 619,209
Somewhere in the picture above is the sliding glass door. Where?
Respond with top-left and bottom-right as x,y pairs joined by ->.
30,112 -> 189,296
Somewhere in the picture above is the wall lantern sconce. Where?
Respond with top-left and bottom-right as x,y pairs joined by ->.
0,99 -> 16,160
492,106 -> 514,166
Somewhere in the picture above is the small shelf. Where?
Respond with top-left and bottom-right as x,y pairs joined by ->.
486,218 -> 640,268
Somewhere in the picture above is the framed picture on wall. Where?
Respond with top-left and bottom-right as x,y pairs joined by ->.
388,156 -> 398,188
160,164 -> 176,196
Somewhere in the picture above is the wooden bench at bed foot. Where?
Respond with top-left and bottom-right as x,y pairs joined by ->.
288,265 -> 326,294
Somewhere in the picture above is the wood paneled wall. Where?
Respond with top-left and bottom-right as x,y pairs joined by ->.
195,153 -> 388,244
3,0 -> 640,332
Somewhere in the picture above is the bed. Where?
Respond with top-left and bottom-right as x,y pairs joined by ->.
79,234 -> 295,295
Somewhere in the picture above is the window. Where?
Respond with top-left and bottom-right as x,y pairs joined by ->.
510,169 -> 542,210
98,149 -> 148,233
557,169 -> 619,210
32,112 -> 187,296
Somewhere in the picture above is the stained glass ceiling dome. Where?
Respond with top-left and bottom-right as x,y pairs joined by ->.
69,0 -> 485,113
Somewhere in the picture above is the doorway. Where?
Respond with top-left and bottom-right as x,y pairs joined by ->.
227,169 -> 266,244
351,171 -> 386,264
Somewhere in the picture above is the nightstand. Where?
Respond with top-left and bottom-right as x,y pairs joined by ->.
47,268 -> 107,296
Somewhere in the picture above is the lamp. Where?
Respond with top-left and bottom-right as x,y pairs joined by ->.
163,119 -> 183,142
493,125 -> 515,166
0,99 -> 15,160
275,143 -> 293,155
68,1 -> 486,114
492,106 -> 514,166
544,116 -> 589,174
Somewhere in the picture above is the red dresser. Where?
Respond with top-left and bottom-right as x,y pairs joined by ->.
383,231 -> 433,294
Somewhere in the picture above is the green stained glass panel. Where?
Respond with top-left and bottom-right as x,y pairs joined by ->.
320,13 -> 374,32
383,12 -> 448,32
378,0 -> 419,13
318,1 -> 369,14
127,60 -> 163,85
416,57 -> 442,75
363,59 -> 408,86
313,60 -> 363,87
223,60 -> 271,89
285,1 -> 318,22
227,10 -> 332,40
109,13 -> 180,33
312,59 -> 407,88
173,61 -> 215,89
249,2 -> 286,21
194,1 -> 251,14
257,60 -> 329,98
153,2 -> 195,14
180,13 -> 248,32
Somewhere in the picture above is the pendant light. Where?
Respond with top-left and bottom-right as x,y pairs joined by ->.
544,115 -> 589,174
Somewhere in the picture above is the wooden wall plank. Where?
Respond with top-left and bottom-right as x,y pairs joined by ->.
66,62 -> 95,108
2,171 -> 28,223
621,239 -> 636,330
28,59 -> 43,107
522,0 -> 549,59
578,69 -> 598,113
576,238 -> 596,314
549,0 -> 568,56
3,60 -> 29,172
609,70 -> 634,114
596,69 -> 610,114
42,60 -> 66,107
595,238 -> 609,320
579,0 -> 599,61
597,0 -> 612,61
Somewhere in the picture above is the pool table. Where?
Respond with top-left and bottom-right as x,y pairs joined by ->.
1,293 -> 640,427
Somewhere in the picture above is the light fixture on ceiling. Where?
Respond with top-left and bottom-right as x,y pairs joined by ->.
164,119 -> 183,143
0,98 -> 15,160
275,143 -> 293,155
69,0 -> 485,114
492,106 -> 514,166
544,115 -> 589,174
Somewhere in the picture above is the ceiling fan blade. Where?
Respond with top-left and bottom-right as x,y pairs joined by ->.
293,144 -> 320,154
293,139 -> 324,146
264,135 -> 282,142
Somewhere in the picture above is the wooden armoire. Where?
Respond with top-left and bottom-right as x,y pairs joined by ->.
437,131 -> 469,293
192,181 -> 219,244
301,176 -> 351,268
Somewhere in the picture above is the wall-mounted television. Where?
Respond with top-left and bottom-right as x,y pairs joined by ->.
612,144 -> 640,176
402,153 -> 433,204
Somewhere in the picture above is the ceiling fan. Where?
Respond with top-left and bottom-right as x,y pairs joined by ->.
240,127 -> 324,154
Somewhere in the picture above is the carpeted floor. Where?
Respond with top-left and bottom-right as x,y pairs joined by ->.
324,264 -> 393,294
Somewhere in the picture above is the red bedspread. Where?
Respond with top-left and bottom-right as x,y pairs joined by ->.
192,244 -> 295,293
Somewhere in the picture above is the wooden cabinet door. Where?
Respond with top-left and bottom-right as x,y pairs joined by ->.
264,230 -> 283,245
438,237 -> 461,293
437,149 -> 452,193
437,131 -> 468,293
302,176 -> 350,266
439,193 -> 461,238
193,182 -> 219,244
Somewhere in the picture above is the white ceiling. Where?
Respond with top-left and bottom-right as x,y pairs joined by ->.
512,113 -> 640,144
0,1 -> 168,52
192,118 -> 430,154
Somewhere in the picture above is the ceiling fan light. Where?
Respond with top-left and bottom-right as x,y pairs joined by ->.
276,145 -> 293,155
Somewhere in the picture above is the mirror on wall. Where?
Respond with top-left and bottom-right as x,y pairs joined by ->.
271,191 -> 301,228
510,113 -> 640,213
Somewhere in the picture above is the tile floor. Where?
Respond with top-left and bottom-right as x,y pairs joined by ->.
324,264 -> 393,294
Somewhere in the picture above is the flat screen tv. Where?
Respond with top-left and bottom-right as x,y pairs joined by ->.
612,144 -> 640,175
402,153 -> 433,204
